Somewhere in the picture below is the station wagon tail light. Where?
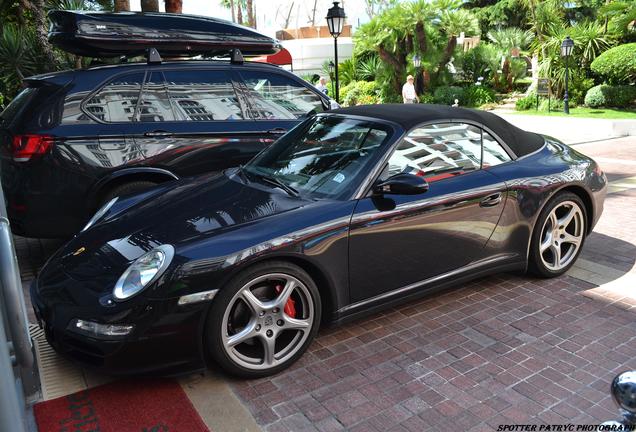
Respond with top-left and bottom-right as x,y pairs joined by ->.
12,134 -> 54,162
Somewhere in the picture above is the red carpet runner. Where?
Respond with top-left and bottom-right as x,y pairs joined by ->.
34,379 -> 209,432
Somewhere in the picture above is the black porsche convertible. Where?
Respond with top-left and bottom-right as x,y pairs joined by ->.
31,104 -> 607,377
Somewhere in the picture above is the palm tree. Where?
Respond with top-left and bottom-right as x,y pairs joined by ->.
0,24 -> 39,87
221,0 -> 247,24
247,0 -> 254,27
437,9 -> 479,77
141,0 -> 159,12
487,27 -> 533,55
600,1 -> 636,37
165,0 -> 182,13
571,21 -> 614,68
114,0 -> 130,11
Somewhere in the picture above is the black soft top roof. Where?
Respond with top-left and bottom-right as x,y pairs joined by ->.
332,104 -> 545,158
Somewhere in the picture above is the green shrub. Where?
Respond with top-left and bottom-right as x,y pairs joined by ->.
340,80 -> 381,106
463,85 -> 496,107
419,93 -> 435,104
515,89 -> 572,111
569,77 -> 595,105
584,84 -> 636,108
538,98 -> 569,112
590,43 -> 636,84
460,44 -> 499,84
433,86 -> 465,105
515,95 -> 537,110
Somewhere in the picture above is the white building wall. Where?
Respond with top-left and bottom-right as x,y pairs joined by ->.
282,37 -> 354,76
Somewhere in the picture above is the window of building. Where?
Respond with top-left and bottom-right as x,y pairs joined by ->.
383,123 -> 483,182
84,73 -> 144,122
164,70 -> 243,121
482,130 -> 512,167
239,71 -> 324,120
139,72 -> 175,122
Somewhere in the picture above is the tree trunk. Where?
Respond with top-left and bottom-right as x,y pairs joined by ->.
378,47 -> 405,98
114,0 -> 130,11
436,36 -> 457,81
141,0 -> 159,12
22,0 -> 56,69
247,0 -> 254,27
415,21 -> 426,53
165,0 -> 182,13
237,4 -> 243,25
230,0 -> 236,23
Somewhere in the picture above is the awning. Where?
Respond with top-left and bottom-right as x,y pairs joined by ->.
250,47 -> 293,66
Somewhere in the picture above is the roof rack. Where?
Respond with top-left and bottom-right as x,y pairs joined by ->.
144,47 -> 244,65
147,48 -> 162,64
230,48 -> 244,65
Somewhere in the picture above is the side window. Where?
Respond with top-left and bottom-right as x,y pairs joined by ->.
139,72 -> 175,122
239,71 -> 324,120
482,131 -> 512,167
84,72 -> 144,122
383,123 -> 482,181
163,70 -> 243,121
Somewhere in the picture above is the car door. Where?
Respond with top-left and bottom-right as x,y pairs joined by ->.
348,122 -> 512,303
234,68 -> 328,147
124,68 -> 271,177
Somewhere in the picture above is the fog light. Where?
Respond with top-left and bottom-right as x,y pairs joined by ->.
69,319 -> 134,338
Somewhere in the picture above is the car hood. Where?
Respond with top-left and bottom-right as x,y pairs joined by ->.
51,172 -> 310,287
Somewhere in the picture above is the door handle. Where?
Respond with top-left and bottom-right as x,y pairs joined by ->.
267,128 -> 287,135
480,192 -> 502,207
144,131 -> 172,138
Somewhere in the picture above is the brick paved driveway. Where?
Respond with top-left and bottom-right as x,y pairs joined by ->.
14,137 -> 636,431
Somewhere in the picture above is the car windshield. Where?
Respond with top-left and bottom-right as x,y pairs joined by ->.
244,115 -> 392,199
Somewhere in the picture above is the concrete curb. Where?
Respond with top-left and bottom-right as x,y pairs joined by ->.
492,112 -> 636,145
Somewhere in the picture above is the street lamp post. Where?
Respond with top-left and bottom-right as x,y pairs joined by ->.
326,1 -> 346,103
560,36 -> 574,115
328,60 -> 335,98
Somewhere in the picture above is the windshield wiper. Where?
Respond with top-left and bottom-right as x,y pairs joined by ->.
253,173 -> 300,197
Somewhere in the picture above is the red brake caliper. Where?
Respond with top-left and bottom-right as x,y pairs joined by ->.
274,284 -> 296,318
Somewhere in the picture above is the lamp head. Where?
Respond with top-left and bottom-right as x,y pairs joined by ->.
326,1 -> 346,38
560,36 -> 574,57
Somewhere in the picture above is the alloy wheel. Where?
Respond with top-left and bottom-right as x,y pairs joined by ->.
221,273 -> 314,371
539,200 -> 584,272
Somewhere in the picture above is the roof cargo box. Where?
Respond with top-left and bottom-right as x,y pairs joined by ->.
48,10 -> 282,58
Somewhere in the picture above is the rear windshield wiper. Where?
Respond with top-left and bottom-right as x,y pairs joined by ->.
252,173 -> 299,197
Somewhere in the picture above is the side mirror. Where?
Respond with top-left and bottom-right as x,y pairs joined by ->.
373,173 -> 429,196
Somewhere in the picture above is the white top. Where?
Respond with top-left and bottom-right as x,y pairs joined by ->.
402,82 -> 416,100
315,83 -> 328,94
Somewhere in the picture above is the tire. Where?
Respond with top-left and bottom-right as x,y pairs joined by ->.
103,181 -> 158,203
206,261 -> 321,378
528,191 -> 587,278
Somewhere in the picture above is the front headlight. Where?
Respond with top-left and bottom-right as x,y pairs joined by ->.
113,244 -> 175,301
82,197 -> 118,232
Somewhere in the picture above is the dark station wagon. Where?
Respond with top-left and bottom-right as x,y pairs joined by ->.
0,11 -> 333,238
0,59 -> 332,238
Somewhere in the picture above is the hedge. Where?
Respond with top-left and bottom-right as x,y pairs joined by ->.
590,43 -> 636,85
584,84 -> 636,108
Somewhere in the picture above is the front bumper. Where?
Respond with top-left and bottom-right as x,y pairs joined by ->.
30,281 -> 209,375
